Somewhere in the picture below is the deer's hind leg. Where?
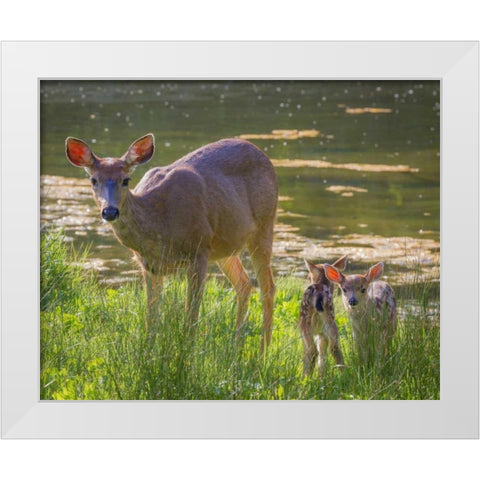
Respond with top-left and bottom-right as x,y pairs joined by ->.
300,328 -> 318,376
323,316 -> 344,368
387,294 -> 397,339
217,256 -> 252,342
247,229 -> 276,352
314,333 -> 330,377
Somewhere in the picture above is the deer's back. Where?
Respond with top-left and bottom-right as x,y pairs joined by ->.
136,138 -> 275,194
368,281 -> 394,304
367,281 -> 396,321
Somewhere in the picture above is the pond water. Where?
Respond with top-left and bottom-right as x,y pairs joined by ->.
40,80 -> 440,286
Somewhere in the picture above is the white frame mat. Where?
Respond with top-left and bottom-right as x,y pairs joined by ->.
1,41 -> 478,438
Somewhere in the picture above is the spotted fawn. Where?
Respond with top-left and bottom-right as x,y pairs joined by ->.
298,255 -> 347,377
324,261 -> 397,364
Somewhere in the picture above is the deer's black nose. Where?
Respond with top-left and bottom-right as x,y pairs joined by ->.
349,297 -> 358,306
102,207 -> 119,221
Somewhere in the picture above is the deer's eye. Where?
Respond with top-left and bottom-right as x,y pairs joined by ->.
91,178 -> 98,187
122,178 -> 130,187
361,287 -> 366,293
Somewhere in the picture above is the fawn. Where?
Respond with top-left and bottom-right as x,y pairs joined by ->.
65,134 -> 278,351
298,255 -> 347,376
324,261 -> 397,364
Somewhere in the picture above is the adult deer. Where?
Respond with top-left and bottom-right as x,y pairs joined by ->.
65,134 -> 278,350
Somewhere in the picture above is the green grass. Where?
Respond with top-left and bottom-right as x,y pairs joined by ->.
40,231 -> 440,400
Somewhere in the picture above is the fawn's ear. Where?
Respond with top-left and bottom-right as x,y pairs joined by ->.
324,264 -> 345,285
65,137 -> 94,168
304,259 -> 325,283
332,254 -> 348,271
365,262 -> 384,283
125,133 -> 155,168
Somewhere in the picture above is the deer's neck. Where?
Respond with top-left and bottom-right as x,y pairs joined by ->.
344,298 -> 370,320
109,191 -> 156,253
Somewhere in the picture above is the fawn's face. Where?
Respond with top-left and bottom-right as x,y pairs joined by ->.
65,134 -> 155,222
324,262 -> 384,310
338,274 -> 369,308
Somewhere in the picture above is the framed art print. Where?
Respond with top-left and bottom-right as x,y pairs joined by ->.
1,41 -> 478,438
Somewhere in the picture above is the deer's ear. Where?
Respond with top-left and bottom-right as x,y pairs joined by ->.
304,259 -> 324,283
365,262 -> 384,283
125,133 -> 155,167
65,137 -> 94,168
324,264 -> 344,284
332,254 -> 348,271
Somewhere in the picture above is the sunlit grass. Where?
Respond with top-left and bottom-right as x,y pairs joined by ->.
40,231 -> 439,400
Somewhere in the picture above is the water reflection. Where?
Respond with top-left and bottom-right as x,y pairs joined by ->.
271,158 -> 419,172
239,129 -> 323,140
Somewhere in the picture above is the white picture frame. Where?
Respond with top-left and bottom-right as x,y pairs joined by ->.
1,41 -> 478,438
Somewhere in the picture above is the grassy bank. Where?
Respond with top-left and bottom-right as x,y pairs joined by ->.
40,232 -> 440,400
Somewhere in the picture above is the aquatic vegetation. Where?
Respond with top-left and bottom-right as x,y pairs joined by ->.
343,107 -> 393,114
325,185 -> 368,196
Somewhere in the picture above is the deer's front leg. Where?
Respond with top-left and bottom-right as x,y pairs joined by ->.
300,326 -> 317,376
142,269 -> 164,332
185,253 -> 208,335
351,316 -> 369,365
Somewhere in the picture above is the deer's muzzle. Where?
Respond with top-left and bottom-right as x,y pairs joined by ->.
102,206 -> 120,221
349,297 -> 358,306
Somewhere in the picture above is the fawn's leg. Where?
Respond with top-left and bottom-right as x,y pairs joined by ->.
387,297 -> 397,345
217,256 -> 252,342
299,321 -> 317,376
324,316 -> 344,367
314,334 -> 329,377
351,316 -> 370,364
380,303 -> 397,360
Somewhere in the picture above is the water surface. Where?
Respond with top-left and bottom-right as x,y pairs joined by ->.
40,80 -> 440,285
